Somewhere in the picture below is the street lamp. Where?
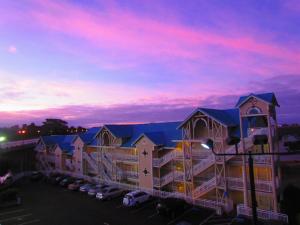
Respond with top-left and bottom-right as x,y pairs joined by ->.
201,136 -> 299,225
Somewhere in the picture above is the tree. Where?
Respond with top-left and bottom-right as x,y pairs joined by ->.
41,119 -> 68,135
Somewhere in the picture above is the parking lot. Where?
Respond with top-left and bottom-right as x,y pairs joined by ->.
0,179 -> 214,225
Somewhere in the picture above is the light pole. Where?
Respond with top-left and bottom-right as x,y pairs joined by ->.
201,135 -> 299,225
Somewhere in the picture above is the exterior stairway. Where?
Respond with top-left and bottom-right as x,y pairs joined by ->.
37,153 -> 52,172
153,151 -> 176,167
153,171 -> 174,187
193,128 -> 268,177
193,177 -> 216,199
83,152 -> 98,173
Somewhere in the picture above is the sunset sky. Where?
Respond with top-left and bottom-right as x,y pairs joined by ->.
1,0 -> 300,127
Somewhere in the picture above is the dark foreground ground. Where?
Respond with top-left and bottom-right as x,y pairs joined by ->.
0,179 -> 214,225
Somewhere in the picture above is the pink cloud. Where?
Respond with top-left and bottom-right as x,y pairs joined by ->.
17,0 -> 299,74
7,45 -> 17,54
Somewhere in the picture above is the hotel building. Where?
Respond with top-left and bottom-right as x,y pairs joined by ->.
35,92 -> 288,222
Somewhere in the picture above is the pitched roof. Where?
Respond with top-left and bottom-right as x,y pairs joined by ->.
103,122 -> 182,148
178,108 -> 240,128
79,127 -> 101,145
103,124 -> 133,138
133,132 -> 165,146
41,135 -> 77,154
235,92 -> 279,107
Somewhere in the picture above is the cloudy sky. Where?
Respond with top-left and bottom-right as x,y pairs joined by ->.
0,0 -> 300,127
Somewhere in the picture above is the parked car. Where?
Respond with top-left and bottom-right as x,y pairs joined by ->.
0,188 -> 21,208
96,187 -> 123,200
68,179 -> 85,191
59,177 -> 76,187
156,197 -> 188,218
54,175 -> 69,185
122,190 -> 151,207
87,184 -> 110,196
30,171 -> 44,181
79,183 -> 94,192
46,173 -> 60,183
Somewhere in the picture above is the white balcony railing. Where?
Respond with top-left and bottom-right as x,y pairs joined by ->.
237,204 -> 288,224
225,177 -> 273,193
113,153 -> 138,162
174,171 -> 184,181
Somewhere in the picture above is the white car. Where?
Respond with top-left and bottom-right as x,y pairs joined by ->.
122,190 -> 151,207
96,187 -> 123,200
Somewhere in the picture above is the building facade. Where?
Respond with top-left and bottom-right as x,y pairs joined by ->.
35,92 -> 289,221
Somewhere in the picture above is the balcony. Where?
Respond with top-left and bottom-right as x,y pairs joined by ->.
229,155 -> 272,165
225,177 -> 273,193
237,204 -> 288,224
113,153 -> 138,163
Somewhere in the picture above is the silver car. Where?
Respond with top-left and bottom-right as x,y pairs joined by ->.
96,187 -> 123,200
87,184 -> 110,196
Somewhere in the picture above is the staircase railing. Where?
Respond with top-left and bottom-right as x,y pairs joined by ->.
193,177 -> 216,199
193,128 -> 268,177
153,151 -> 175,167
83,152 -> 98,172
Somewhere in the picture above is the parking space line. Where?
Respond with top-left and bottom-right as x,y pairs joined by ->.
16,219 -> 41,225
167,207 -> 194,225
0,213 -> 32,223
0,208 -> 26,216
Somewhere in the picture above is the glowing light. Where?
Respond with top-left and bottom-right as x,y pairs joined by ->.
21,130 -> 26,134
0,136 -> 6,142
201,143 -> 210,149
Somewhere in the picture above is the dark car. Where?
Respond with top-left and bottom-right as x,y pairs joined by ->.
156,197 -> 188,218
52,175 -> 69,185
0,188 -> 22,208
59,177 -> 76,187
30,171 -> 44,181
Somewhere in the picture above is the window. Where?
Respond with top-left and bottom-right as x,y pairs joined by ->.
247,107 -> 262,115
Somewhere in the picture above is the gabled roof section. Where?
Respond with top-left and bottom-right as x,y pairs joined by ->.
132,132 -> 165,146
41,134 -> 77,155
178,108 -> 239,128
101,122 -> 181,148
124,121 -> 182,148
103,124 -> 133,138
235,92 -> 280,107
79,127 -> 101,145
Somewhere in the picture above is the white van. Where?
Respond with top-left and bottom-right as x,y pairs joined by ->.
122,190 -> 151,207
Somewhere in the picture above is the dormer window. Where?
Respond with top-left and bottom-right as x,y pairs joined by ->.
247,107 -> 262,115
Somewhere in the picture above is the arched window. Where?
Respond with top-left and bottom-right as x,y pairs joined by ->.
194,119 -> 208,139
102,133 -> 110,146
247,107 -> 262,115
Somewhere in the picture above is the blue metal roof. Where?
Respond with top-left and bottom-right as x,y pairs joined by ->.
235,92 -> 279,107
132,132 -> 165,146
104,122 -> 182,148
104,125 -> 133,138
79,127 -> 101,145
199,108 -> 240,127
41,135 -> 77,154
178,108 -> 240,128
